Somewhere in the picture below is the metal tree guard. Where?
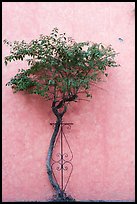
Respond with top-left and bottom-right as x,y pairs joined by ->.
50,122 -> 73,197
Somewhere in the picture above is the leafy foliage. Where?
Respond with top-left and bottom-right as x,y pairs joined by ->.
4,27 -> 119,103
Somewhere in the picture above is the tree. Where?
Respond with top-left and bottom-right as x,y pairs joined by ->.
4,27 -> 119,201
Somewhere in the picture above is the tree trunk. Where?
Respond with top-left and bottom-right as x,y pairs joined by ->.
46,103 -> 66,198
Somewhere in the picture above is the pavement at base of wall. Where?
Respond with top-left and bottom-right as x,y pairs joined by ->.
17,200 -> 135,202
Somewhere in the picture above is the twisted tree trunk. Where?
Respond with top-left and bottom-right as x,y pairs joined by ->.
46,96 -> 77,200
46,101 -> 67,198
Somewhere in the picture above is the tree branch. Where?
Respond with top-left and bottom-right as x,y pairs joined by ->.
55,94 -> 77,109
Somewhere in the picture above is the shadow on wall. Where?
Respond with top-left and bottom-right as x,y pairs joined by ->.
19,91 -> 54,122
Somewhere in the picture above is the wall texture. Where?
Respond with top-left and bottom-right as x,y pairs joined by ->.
2,2 -> 135,202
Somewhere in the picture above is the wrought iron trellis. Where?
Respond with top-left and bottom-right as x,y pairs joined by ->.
50,122 -> 73,195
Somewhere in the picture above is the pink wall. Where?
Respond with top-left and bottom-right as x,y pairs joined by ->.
2,2 -> 135,202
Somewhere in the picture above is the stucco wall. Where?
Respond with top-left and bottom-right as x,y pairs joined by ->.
2,2 -> 135,202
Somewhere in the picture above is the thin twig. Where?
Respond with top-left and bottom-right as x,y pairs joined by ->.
77,98 -> 90,102
90,82 -> 108,92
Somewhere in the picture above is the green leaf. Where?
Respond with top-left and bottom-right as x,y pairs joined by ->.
86,93 -> 92,98
48,80 -> 55,85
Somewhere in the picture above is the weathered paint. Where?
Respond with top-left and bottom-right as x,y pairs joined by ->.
2,2 -> 135,202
